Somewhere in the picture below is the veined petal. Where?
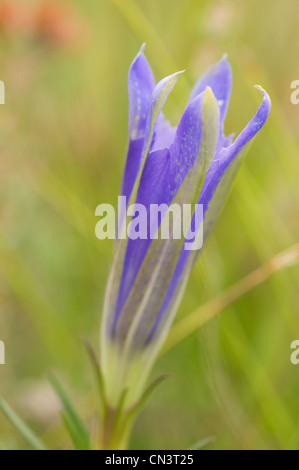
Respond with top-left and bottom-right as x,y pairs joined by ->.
150,115 -> 177,151
114,91 -> 207,332
115,147 -> 170,321
200,86 -> 271,240
145,87 -> 271,347
128,44 -> 155,140
221,86 -> 271,167
122,45 -> 155,202
124,70 -> 184,205
190,56 -> 232,150
100,49 -> 271,408
121,138 -> 144,202
113,88 -> 219,354
141,70 -> 185,160
190,56 -> 232,127
102,69 -> 184,347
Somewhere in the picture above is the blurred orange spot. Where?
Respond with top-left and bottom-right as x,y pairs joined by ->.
35,1 -> 83,48
0,0 -> 84,49
0,1 -> 33,34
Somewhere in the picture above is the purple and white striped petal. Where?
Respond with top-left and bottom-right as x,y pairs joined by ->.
145,87 -> 271,347
122,45 -> 156,203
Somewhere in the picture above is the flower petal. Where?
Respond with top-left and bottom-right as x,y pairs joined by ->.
102,69 -> 184,347
121,138 -> 145,203
150,115 -> 177,151
190,55 -> 232,126
146,87 -> 271,345
128,44 -> 155,140
114,91 -> 207,329
113,88 -> 219,353
142,70 -> 185,160
122,69 -> 184,204
200,86 -> 271,241
115,147 -> 170,321
190,56 -> 232,150
121,45 -> 155,202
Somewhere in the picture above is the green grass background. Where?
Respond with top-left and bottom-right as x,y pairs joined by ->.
0,0 -> 298,449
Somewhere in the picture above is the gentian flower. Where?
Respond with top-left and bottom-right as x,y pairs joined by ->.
100,45 -> 270,408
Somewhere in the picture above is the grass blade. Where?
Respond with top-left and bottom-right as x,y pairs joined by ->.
49,375 -> 90,450
0,398 -> 47,451
189,436 -> 215,450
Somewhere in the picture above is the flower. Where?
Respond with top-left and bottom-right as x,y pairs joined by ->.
100,45 -> 270,407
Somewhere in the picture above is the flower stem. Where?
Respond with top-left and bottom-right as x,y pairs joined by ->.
99,406 -> 131,450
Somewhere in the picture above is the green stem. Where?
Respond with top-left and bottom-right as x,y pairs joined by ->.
99,406 -> 131,450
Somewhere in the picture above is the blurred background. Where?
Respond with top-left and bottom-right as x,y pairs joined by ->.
0,0 -> 298,450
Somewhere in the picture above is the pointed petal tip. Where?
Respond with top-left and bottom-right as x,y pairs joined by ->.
131,43 -> 147,67
153,69 -> 185,96
254,84 -> 271,101
220,54 -> 232,74
174,69 -> 186,77
164,69 -> 185,83
214,53 -> 231,68
254,85 -> 271,115
202,85 -> 218,107
219,53 -> 230,67
188,85 -> 218,109
203,86 -> 219,109
127,44 -> 156,140
189,55 -> 232,122
187,84 -> 214,106
220,85 -> 271,165
161,69 -> 185,82
204,85 -> 215,97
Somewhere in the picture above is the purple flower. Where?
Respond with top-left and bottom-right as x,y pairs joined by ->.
100,45 -> 270,406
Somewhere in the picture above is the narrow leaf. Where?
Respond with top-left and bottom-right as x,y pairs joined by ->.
188,436 -> 215,450
60,411 -> 87,450
126,374 -> 170,421
0,398 -> 47,451
82,337 -> 106,415
49,375 -> 90,450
